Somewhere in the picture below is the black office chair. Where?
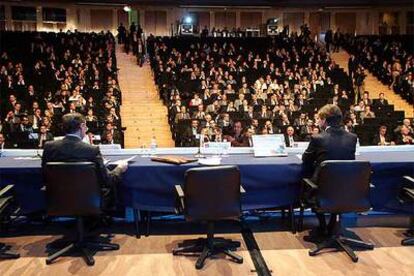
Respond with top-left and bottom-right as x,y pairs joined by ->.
0,185 -> 20,259
399,176 -> 414,246
44,162 -> 119,266
299,160 -> 374,263
173,166 -> 244,269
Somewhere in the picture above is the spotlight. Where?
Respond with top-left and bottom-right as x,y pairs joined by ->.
184,16 -> 192,24
123,6 -> 131,12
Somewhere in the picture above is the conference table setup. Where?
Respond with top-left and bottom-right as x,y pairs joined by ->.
0,145 -> 413,219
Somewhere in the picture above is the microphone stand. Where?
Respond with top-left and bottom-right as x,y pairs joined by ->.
194,134 -> 205,158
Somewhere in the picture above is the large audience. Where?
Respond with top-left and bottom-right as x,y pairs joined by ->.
0,27 -> 412,150
0,31 -> 124,149
148,28 -> 413,147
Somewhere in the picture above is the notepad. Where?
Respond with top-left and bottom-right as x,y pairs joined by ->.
109,155 -> 137,165
151,155 -> 197,165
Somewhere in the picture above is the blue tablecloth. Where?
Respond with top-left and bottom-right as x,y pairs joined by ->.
0,152 -> 413,214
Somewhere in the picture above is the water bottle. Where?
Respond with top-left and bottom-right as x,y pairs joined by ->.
356,137 -> 360,156
150,136 -> 157,156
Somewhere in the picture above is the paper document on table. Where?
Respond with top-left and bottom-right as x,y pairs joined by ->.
296,154 -> 302,160
103,158 -> 111,166
14,157 -> 41,160
109,155 -> 137,165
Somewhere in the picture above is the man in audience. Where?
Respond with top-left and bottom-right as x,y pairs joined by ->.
394,119 -> 414,136
344,118 -> 355,133
360,105 -> 376,123
225,121 -> 248,147
0,133 -> 11,150
284,126 -> 299,147
38,125 -> 54,149
396,125 -> 414,145
302,104 -> 357,236
300,119 -> 314,141
42,113 -> 128,209
183,120 -> 200,146
374,92 -> 389,107
372,125 -> 394,146
102,123 -> 122,145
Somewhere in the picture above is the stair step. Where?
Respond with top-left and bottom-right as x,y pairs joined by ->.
117,47 -> 174,148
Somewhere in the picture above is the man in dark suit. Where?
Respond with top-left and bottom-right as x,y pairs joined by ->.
284,126 -> 299,147
37,125 -> 54,149
348,54 -> 357,81
302,104 -> 357,235
42,113 -> 128,209
0,133 -> 13,151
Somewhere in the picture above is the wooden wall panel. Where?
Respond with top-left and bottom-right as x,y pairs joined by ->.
283,12 -> 304,33
117,9 -> 128,27
240,12 -> 262,29
190,11 -> 210,30
90,9 -> 113,32
214,11 -> 236,30
145,10 -> 167,36
335,12 -> 356,34
309,12 -> 330,34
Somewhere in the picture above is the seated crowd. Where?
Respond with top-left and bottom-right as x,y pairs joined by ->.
343,34 -> 413,104
148,29 -> 413,147
0,31 -> 124,149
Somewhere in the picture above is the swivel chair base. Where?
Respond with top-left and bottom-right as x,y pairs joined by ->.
0,242 -> 20,260
46,239 -> 119,266
402,237 -> 414,246
402,230 -> 414,246
309,235 -> 374,262
173,237 -> 243,269
46,217 -> 119,266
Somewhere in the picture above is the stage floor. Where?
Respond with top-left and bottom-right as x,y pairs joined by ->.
0,215 -> 413,276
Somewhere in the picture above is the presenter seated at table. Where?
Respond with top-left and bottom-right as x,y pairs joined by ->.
41,113 -> 128,209
302,104 -> 357,235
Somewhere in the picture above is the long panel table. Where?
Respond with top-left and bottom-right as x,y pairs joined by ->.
0,149 -> 413,215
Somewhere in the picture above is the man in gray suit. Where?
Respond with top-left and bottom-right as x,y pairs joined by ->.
42,113 -> 128,208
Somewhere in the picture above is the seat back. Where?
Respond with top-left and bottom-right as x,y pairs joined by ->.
184,166 -> 241,221
44,162 -> 101,217
315,160 -> 371,213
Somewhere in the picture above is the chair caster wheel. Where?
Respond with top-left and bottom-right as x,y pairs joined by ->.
351,257 -> 358,263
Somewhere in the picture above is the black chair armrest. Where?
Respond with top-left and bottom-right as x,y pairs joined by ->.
303,178 -> 318,190
175,185 -> 185,212
403,187 -> 414,200
403,176 -> 414,184
175,185 -> 184,198
240,186 -> 246,194
0,196 -> 13,212
0,185 -> 14,198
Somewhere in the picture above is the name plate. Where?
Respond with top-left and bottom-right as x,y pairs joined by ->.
203,142 -> 231,155
99,144 -> 122,151
252,134 -> 287,157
